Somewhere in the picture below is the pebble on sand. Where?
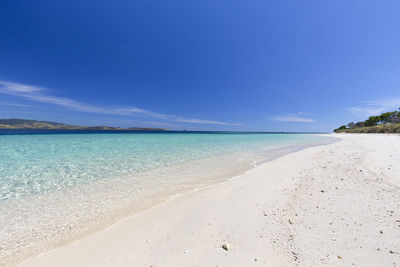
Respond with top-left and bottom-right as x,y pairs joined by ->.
221,243 -> 231,251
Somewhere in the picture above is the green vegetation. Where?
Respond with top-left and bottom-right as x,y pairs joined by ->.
334,108 -> 400,133
0,119 -> 168,131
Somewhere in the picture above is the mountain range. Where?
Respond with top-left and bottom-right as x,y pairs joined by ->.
0,119 -> 168,131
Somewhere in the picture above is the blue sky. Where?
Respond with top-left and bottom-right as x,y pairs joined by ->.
1,0 -> 400,132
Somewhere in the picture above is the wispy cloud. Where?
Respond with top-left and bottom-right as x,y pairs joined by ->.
271,114 -> 315,123
118,120 -> 180,129
348,97 -> 400,117
0,101 -> 31,107
0,81 -> 241,126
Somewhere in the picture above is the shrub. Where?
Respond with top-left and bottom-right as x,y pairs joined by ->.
334,125 -> 347,132
334,107 -> 400,133
364,116 -> 380,126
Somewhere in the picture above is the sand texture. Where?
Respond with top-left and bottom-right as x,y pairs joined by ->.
18,134 -> 400,266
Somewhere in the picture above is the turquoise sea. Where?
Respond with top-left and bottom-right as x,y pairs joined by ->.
0,131 -> 334,264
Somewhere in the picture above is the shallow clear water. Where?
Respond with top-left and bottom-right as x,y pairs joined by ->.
0,132 -> 334,264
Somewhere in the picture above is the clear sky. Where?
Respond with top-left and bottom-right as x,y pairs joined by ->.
1,0 -> 400,132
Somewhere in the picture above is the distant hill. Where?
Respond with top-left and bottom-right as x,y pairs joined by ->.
0,119 -> 168,131
334,108 -> 400,133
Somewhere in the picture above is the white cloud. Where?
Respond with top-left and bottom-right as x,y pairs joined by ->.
348,107 -> 385,116
0,101 -> 31,107
0,81 -> 42,93
0,81 -> 241,126
271,114 -> 315,123
348,97 -> 400,117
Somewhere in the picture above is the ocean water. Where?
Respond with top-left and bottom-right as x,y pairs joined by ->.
0,132 -> 334,264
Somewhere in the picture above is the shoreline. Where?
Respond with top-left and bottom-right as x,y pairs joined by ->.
16,134 -> 400,266
2,135 -> 334,266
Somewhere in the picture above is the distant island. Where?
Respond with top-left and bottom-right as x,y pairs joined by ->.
334,108 -> 400,133
0,119 -> 169,131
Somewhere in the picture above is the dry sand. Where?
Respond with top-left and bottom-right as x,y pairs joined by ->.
18,134 -> 400,266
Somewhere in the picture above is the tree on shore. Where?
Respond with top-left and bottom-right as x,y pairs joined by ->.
334,108 -> 400,132
347,122 -> 356,129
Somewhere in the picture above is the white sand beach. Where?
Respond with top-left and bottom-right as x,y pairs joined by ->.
18,134 -> 400,266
